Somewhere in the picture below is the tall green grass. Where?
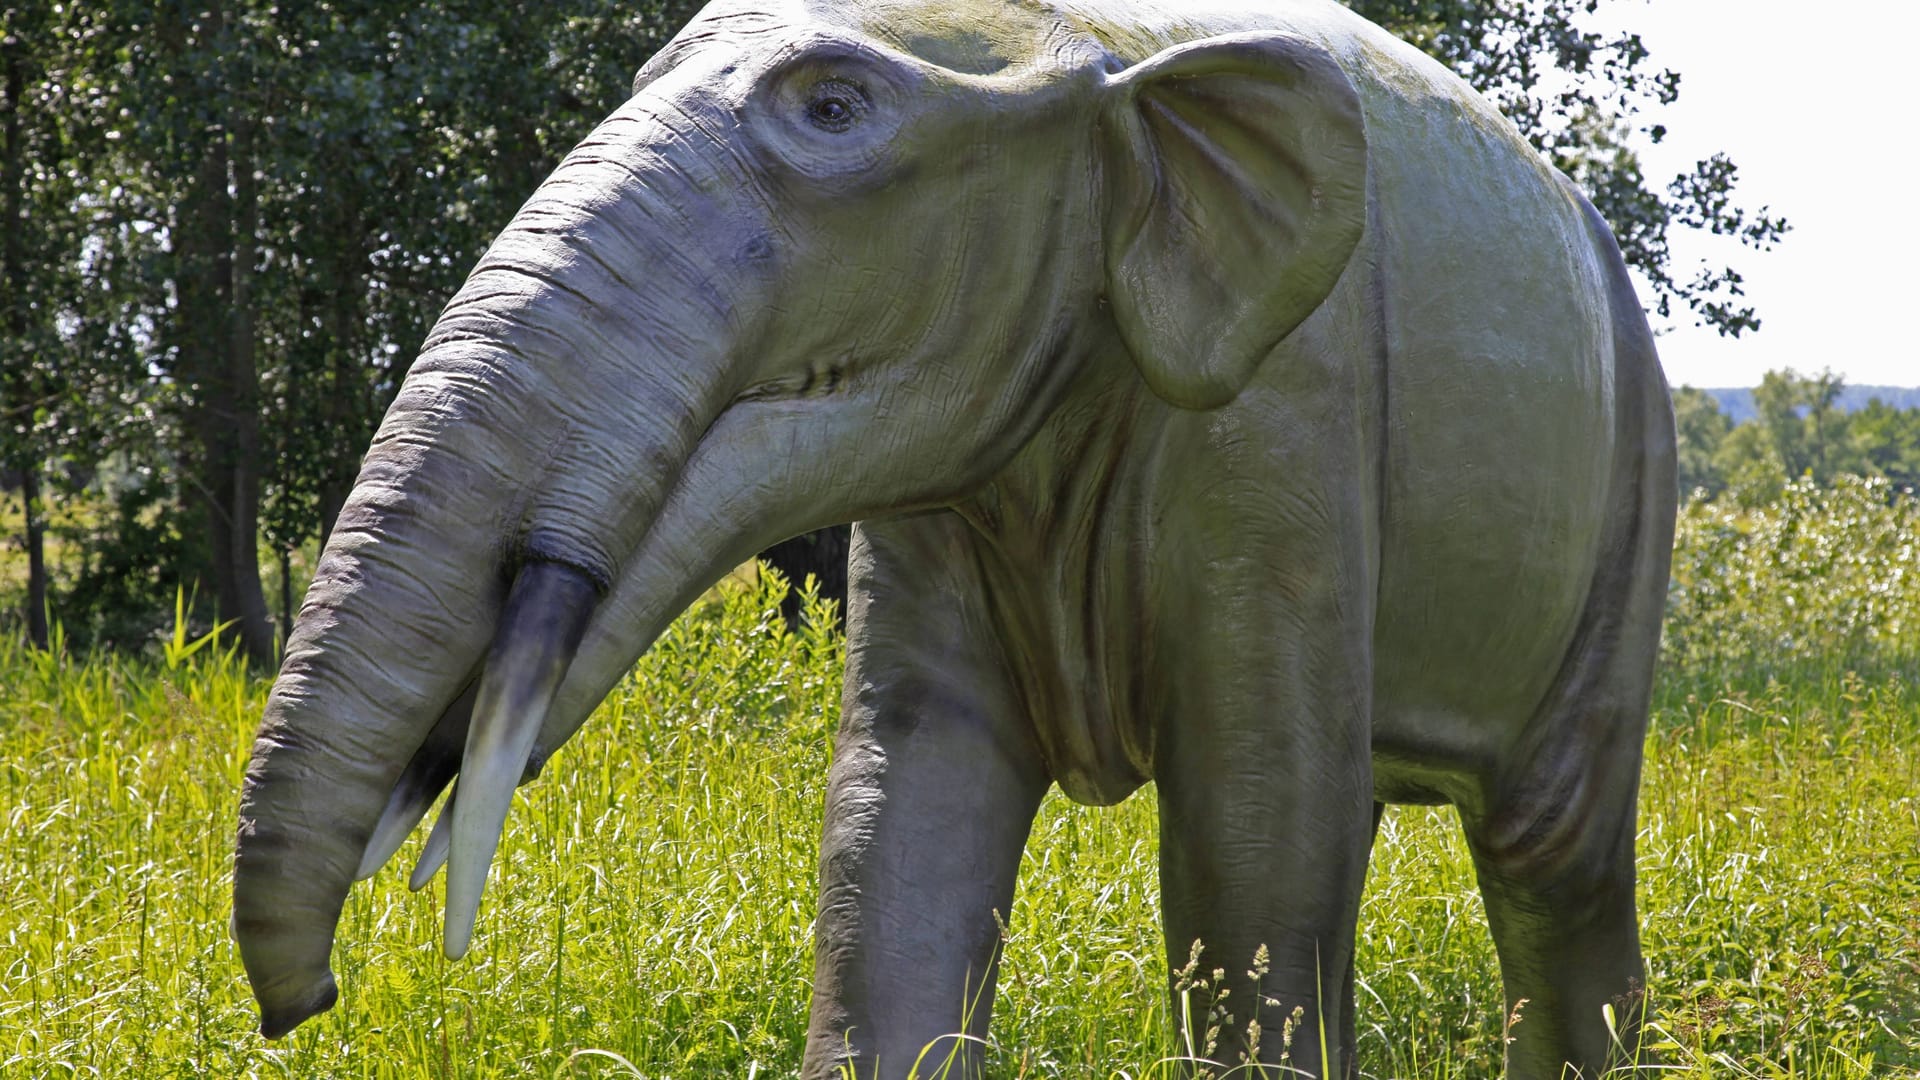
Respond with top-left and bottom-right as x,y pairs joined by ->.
2,485 -> 1917,1077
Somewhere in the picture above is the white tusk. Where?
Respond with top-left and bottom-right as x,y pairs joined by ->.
409,785 -> 456,892
361,777 -> 442,882
443,561 -> 599,960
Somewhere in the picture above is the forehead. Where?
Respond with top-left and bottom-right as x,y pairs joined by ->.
677,0 -> 1056,75
815,0 -> 1063,73
640,0 -> 1081,95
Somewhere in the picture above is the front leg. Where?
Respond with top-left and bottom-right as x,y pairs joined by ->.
1151,372 -> 1381,1078
1155,625 -> 1376,1079
803,514 -> 1049,1080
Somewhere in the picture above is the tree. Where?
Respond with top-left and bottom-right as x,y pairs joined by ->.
3,0 -> 708,656
1848,398 -> 1920,492
1698,368 -> 1920,505
1670,386 -> 1730,497
252,0 -> 710,555
1751,368 -> 1848,484
1,3 -> 159,649
0,8 -> 62,648
1663,375 -> 1920,504
1713,419 -> 1786,506
133,0 -> 283,663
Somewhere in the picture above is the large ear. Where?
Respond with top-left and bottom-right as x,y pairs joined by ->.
1101,32 -> 1367,409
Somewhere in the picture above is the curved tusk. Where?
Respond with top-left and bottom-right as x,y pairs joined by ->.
409,784 -> 457,892
357,680 -> 479,881
443,560 -> 600,960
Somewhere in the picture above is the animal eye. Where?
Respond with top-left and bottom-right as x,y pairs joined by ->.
805,80 -> 866,132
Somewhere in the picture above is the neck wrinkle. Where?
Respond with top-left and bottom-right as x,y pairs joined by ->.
953,343 -> 1169,805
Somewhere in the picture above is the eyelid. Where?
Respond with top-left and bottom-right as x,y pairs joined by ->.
814,75 -> 867,96
809,77 -> 871,108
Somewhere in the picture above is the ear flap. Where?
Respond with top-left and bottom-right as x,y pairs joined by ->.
1101,32 -> 1368,409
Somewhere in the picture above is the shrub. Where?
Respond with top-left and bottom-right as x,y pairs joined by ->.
1664,475 -> 1919,673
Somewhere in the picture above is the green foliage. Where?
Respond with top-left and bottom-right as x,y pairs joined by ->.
2,0 -> 710,652
1713,420 -> 1790,507
1672,386 -> 1733,498
1665,476 -> 1919,674
1850,398 -> 1920,491
1674,369 -> 1920,504
3,547 -> 1917,1077
1752,369 -> 1848,486
47,472 -> 211,652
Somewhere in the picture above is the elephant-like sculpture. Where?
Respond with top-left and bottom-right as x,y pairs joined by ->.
232,0 -> 1677,1076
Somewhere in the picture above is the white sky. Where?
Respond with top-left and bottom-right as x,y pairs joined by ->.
1597,0 -> 1918,389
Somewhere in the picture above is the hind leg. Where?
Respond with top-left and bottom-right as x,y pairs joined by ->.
1465,787 -> 1645,1078
1463,525 -> 1666,1073
1469,328 -> 1671,1075
1462,573 -> 1664,1076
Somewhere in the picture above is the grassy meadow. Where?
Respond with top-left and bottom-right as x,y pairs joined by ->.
2,480 -> 1917,1078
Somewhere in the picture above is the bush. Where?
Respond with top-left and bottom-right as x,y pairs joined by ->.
1664,475 -> 1919,673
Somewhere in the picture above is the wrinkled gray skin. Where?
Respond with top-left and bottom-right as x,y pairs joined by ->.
232,0 -> 1677,1076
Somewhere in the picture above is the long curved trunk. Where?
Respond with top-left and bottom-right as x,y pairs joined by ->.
234,325 -> 535,1034
232,83 -> 747,1035
234,298 -> 716,1033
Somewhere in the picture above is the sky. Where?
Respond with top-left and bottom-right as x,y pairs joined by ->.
1596,0 -> 1917,389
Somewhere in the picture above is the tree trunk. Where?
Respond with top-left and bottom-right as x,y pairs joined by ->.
278,544 -> 293,655
222,107 -> 274,663
2,36 -> 47,648
19,466 -> 48,649
315,194 -> 366,548
168,2 -> 275,666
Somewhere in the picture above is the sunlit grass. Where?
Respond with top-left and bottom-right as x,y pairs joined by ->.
1,554 -> 1916,1076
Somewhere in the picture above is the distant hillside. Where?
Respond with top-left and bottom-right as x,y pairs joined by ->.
1702,385 -> 1920,424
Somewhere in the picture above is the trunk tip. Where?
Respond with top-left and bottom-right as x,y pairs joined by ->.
257,973 -> 340,1039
